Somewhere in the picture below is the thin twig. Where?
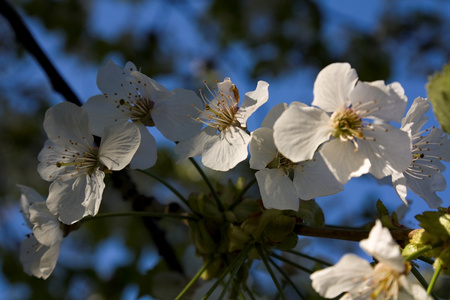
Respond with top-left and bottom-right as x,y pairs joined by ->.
0,0 -> 82,106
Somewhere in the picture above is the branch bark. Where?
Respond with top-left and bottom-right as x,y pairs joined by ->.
295,224 -> 413,243
0,0 -> 82,106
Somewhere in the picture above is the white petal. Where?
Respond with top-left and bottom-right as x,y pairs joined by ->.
174,127 -> 216,163
202,127 -> 251,171
255,169 -> 299,211
29,202 -> 62,246
261,102 -> 289,128
359,124 -> 412,178
351,80 -> 407,123
17,185 -> 45,226
392,171 -> 408,205
152,88 -> 203,141
20,235 -> 61,280
273,105 -> 332,162
401,97 -> 429,133
320,139 -> 371,184
46,177 -> 91,224
37,139 -> 87,182
293,152 -> 343,199
310,254 -> 373,298
360,220 -> 405,273
99,122 -> 141,170
43,102 -> 93,147
399,275 -> 432,300
249,127 -> 277,170
312,63 -> 358,112
237,80 -> 270,125
129,71 -> 173,104
83,94 -> 128,137
97,60 -> 136,99
129,123 -> 157,170
81,171 -> 106,217
405,172 -> 444,209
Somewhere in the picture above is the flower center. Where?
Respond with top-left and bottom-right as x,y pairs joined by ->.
117,97 -> 155,126
55,146 -> 101,177
267,152 -> 297,177
330,108 -> 363,141
193,80 -> 242,132
370,262 -> 410,299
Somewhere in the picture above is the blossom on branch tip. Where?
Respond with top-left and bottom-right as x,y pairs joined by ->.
249,103 -> 343,211
18,185 -> 63,279
37,102 -> 140,224
392,97 -> 450,208
174,77 -> 269,171
310,220 -> 431,300
83,60 -> 203,169
273,62 -> 411,184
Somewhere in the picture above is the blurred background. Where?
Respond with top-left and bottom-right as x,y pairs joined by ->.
1,0 -> 450,299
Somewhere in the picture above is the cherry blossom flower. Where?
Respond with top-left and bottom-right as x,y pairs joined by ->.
249,103 -> 343,211
273,63 -> 411,184
310,220 -> 431,300
392,97 -> 450,208
174,77 -> 269,171
38,102 -> 140,224
83,60 -> 203,169
18,185 -> 63,279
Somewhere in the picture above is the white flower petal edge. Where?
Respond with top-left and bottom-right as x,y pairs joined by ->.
17,185 -> 63,279
20,235 -> 61,280
310,254 -> 374,299
292,152 -> 344,199
255,168 -> 300,211
392,97 -> 450,208
320,139 -> 371,184
359,220 -> 404,273
98,121 -> 141,171
201,127 -> 251,171
312,62 -> 358,112
273,105 -> 332,163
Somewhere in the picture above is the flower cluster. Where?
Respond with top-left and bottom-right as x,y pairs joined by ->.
17,61 -> 450,299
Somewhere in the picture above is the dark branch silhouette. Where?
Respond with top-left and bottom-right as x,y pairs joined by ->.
0,0 -> 82,106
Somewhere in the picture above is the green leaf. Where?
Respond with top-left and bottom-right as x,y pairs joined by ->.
416,211 -> 450,239
427,62 -> 450,134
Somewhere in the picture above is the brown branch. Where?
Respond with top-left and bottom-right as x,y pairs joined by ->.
295,224 -> 413,243
0,0 -> 82,106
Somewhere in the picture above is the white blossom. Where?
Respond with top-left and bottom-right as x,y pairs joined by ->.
249,103 -> 343,211
18,185 -> 63,279
392,97 -> 450,208
83,60 -> 203,169
310,220 -> 431,300
273,62 -> 411,184
38,102 -> 140,224
175,78 -> 269,171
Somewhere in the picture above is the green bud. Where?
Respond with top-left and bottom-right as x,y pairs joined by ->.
436,247 -> 450,276
298,200 -> 324,227
201,257 -> 223,281
189,219 -> 217,255
275,232 -> 298,250
228,224 -> 251,252
233,199 -> 261,222
263,213 -> 296,243
241,215 -> 262,238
